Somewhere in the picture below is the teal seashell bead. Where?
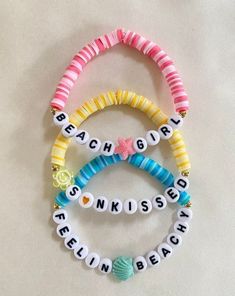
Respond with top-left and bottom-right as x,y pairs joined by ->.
112,256 -> 134,281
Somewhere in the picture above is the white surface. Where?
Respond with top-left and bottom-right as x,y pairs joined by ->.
0,0 -> 235,295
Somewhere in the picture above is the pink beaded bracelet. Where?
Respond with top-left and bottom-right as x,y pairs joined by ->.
50,28 -> 189,115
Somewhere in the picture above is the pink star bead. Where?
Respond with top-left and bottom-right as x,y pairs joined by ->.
114,137 -> 136,160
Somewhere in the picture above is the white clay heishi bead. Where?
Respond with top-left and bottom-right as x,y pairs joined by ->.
108,199 -> 123,214
146,250 -> 161,267
152,195 -> 167,210
168,114 -> 184,129
174,176 -> 190,192
98,258 -> 112,274
164,187 -> 180,203
133,137 -> 148,153
86,138 -> 101,153
61,122 -> 77,138
157,243 -> 173,259
53,209 -> 68,224
85,252 -> 100,269
167,233 -> 182,248
74,244 -> 89,260
174,221 -> 189,235
74,129 -> 90,145
177,207 -> 193,222
133,256 -> 148,272
100,141 -> 115,156
93,196 -> 108,212
123,199 -> 138,214
158,124 -> 173,140
56,223 -> 72,238
79,192 -> 94,208
65,185 -> 81,201
146,130 -> 160,146
53,112 -> 69,126
64,234 -> 79,250
138,199 -> 152,214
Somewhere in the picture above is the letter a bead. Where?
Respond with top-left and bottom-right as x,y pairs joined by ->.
158,243 -> 173,259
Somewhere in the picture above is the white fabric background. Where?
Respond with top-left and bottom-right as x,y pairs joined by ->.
0,1 -> 234,295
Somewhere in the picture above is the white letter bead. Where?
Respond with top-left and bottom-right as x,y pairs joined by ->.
133,256 -> 148,272
168,114 -> 184,129
174,221 -> 189,235
85,252 -> 100,269
56,223 -> 72,238
167,233 -> 182,248
146,250 -> 161,267
64,234 -> 79,250
108,199 -> 122,214
74,244 -> 89,260
174,176 -> 190,191
86,138 -> 101,153
65,185 -> 81,201
61,122 -> 77,138
123,199 -> 138,214
146,130 -> 160,146
53,209 -> 68,224
79,192 -> 94,208
164,187 -> 180,203
74,129 -> 90,145
98,258 -> 112,274
158,124 -> 173,140
177,208 -> 193,222
53,112 -> 69,126
93,196 -> 108,212
138,199 -> 152,214
152,195 -> 167,210
100,141 -> 115,156
133,137 -> 148,153
158,243 -> 173,259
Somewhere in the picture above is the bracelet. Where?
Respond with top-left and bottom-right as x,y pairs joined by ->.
52,205 -> 192,281
51,90 -> 191,178
54,153 -> 191,209
50,28 -> 189,115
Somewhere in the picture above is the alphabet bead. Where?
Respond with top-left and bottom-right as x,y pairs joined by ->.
61,122 -> 77,138
174,176 -> 190,191
79,192 -> 94,208
93,196 -> 108,212
158,124 -> 173,140
167,233 -> 182,248
138,199 -> 152,214
168,114 -> 184,129
152,195 -> 167,210
133,256 -> 148,272
85,252 -> 100,268
157,243 -> 173,259
146,130 -> 160,146
74,244 -> 89,260
164,187 -> 180,203
146,250 -> 161,267
53,112 -> 69,126
53,209 -> 68,224
86,138 -> 101,153
123,199 -> 138,214
133,137 -> 148,153
100,141 -> 115,156
64,234 -> 79,250
65,185 -> 81,201
177,207 -> 193,222
98,258 -> 112,274
74,129 -> 90,145
108,199 -> 123,214
174,221 -> 189,235
56,223 -> 72,238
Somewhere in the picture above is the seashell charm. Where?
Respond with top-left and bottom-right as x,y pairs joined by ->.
112,256 -> 134,281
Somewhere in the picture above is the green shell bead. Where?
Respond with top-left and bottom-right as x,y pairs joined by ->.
112,256 -> 134,281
